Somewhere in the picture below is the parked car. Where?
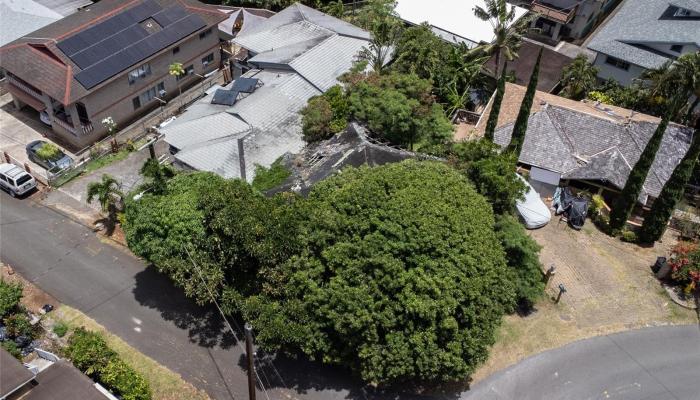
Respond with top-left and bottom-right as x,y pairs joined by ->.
0,163 -> 37,197
25,140 -> 73,172
516,174 -> 551,229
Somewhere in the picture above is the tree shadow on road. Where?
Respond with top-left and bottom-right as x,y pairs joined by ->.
131,266 -> 237,349
237,349 -> 465,400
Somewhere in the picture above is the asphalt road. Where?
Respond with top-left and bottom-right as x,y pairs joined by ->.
0,192 -> 360,400
464,324 -> 700,400
2,192 -> 699,400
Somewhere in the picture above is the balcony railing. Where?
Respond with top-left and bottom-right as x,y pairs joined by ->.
532,1 -> 576,23
52,114 -> 94,135
7,75 -> 44,101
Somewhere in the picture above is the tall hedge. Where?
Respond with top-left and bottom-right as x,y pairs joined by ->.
609,112 -> 671,230
507,49 -> 542,157
240,160 -> 516,385
0,280 -> 23,318
484,62 -> 507,142
639,128 -> 700,242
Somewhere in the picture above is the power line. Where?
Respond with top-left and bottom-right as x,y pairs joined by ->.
183,245 -> 272,400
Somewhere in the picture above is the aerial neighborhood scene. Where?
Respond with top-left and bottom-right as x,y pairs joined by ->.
1,0 -> 699,399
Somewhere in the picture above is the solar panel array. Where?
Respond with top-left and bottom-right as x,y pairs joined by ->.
210,78 -> 259,106
58,0 -> 208,90
231,78 -> 259,93
211,89 -> 238,106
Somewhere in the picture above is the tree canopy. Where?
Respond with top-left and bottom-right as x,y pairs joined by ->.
239,160 -> 516,384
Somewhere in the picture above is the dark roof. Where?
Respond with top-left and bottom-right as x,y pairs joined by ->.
0,0 -> 227,104
0,348 -> 35,398
22,361 -> 107,400
269,123 -> 421,196
484,40 -> 574,93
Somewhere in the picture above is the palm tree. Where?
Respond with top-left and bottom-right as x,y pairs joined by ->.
641,52 -> 700,123
473,0 -> 529,76
560,55 -> 598,100
140,158 -> 175,195
87,174 -> 123,233
169,62 -> 185,96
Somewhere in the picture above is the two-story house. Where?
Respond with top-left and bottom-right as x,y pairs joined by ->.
510,0 -> 620,43
0,0 -> 226,149
587,0 -> 700,86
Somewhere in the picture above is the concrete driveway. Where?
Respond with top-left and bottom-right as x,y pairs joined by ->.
0,93 -> 76,183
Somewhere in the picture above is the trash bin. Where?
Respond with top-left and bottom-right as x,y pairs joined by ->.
652,256 -> 666,273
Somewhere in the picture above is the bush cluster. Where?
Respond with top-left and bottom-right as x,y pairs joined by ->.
65,328 -> 151,400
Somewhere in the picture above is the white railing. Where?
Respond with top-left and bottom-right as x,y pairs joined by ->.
532,1 -> 576,23
7,75 -> 44,101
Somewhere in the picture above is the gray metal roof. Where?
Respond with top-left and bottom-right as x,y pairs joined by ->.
165,70 -> 318,181
289,34 -> 367,91
587,0 -> 700,69
34,0 -> 92,16
0,0 -> 63,47
494,104 -> 694,201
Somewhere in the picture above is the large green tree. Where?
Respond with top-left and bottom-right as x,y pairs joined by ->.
239,160 -> 516,385
507,49 -> 542,156
560,55 -> 598,101
609,110 -> 673,231
348,72 -> 453,149
639,128 -> 700,242
642,52 -> 700,123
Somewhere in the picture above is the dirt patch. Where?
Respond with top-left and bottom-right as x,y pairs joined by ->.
2,264 -> 58,314
470,222 -> 697,384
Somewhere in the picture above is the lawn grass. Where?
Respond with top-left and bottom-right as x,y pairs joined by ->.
56,305 -> 210,400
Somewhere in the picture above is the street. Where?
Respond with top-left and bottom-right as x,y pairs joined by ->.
2,192 -> 699,400
464,324 -> 700,399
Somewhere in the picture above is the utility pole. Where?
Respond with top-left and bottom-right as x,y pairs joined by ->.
245,323 -> 256,400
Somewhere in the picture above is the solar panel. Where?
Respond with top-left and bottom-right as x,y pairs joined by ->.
152,5 -> 188,27
57,0 -> 162,57
231,78 -> 259,93
211,89 -> 239,106
70,25 -> 150,69
74,14 -> 207,89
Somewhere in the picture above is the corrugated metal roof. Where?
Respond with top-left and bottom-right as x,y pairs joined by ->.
289,34 -> 366,91
587,0 -> 700,69
163,112 -> 249,150
175,136 -> 243,179
0,0 -> 62,47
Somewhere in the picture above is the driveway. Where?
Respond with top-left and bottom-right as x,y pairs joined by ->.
0,93 -> 76,183
464,325 -> 700,399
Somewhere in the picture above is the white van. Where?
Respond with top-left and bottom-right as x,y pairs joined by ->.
0,163 -> 37,197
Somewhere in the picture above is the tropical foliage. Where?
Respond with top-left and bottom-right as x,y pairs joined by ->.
0,280 -> 23,318
507,49 -> 542,157
668,242 -> 700,294
484,63 -> 507,141
36,142 -> 61,161
560,55 -> 598,101
252,158 -> 291,192
473,0 -> 529,76
87,174 -> 123,233
639,128 -> 700,242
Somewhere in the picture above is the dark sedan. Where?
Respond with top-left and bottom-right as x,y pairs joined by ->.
25,140 -> 73,172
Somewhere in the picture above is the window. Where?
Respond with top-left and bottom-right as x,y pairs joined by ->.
605,56 -> 630,71
198,28 -> 212,40
173,46 -> 180,55
176,65 -> 195,81
134,82 -> 165,109
0,175 -> 6,183
16,175 -> 32,185
128,63 -> 151,85
670,44 -> 683,53
201,53 -> 214,66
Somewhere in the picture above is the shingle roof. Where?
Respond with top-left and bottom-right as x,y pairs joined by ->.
0,0 -> 226,105
587,0 -> 700,69
490,86 -> 694,201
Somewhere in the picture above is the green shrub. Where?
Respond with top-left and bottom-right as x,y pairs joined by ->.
0,280 -> 23,318
36,142 -> 61,161
100,358 -> 152,400
1,340 -> 21,359
620,230 -> 637,243
65,327 -> 117,376
3,313 -> 33,338
494,214 -> 545,311
587,90 -> 613,104
53,322 -> 68,338
252,159 -> 291,192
